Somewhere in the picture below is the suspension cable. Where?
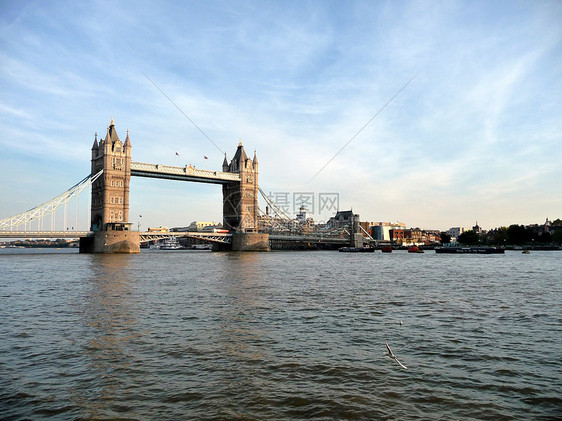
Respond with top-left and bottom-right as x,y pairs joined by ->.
0,170 -> 103,230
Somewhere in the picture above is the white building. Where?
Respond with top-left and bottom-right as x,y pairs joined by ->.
296,205 -> 308,223
295,205 -> 315,228
446,227 -> 467,238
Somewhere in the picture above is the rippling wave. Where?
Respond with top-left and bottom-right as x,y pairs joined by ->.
1,249 -> 561,420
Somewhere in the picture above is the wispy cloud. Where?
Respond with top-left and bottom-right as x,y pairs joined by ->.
0,0 -> 560,229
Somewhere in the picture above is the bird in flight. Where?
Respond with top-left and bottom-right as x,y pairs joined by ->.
385,341 -> 408,370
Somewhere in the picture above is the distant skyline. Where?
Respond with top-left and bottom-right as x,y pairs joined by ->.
1,0 -> 561,231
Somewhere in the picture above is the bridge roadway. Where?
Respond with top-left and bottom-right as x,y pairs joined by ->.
0,230 -> 233,244
140,231 -> 232,244
0,231 -> 351,246
269,233 -> 350,245
0,231 -> 92,239
143,233 -> 351,247
130,162 -> 241,184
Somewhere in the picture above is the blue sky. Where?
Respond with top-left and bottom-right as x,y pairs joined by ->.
1,0 -> 561,231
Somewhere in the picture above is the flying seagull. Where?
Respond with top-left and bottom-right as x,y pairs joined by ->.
385,341 -> 408,370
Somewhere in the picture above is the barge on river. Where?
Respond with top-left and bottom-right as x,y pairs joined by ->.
435,247 -> 504,254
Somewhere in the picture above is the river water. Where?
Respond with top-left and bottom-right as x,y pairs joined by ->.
1,248 -> 560,420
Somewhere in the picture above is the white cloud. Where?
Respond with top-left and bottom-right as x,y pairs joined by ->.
0,0 -> 561,229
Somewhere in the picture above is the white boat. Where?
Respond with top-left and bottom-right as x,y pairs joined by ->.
159,237 -> 182,250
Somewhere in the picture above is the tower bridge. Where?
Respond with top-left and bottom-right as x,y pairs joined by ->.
83,119 -> 267,252
0,119 -> 362,252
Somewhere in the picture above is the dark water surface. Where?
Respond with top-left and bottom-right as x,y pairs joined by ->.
1,249 -> 561,420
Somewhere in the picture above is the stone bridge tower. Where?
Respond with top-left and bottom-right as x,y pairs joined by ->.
90,119 -> 132,231
222,142 -> 269,250
222,142 -> 259,232
82,119 -> 139,253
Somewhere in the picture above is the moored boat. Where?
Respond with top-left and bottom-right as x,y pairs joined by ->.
159,237 -> 182,250
339,246 -> 375,253
381,246 -> 393,253
408,246 -> 424,253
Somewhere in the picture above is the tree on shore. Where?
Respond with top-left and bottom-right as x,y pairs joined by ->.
507,224 -> 532,245
456,218 -> 561,246
484,227 -> 508,245
534,231 -> 551,244
457,230 -> 480,245
440,232 -> 451,244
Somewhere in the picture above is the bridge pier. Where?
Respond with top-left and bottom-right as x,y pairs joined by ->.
231,232 -> 270,251
350,214 -> 363,248
80,230 -> 140,253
